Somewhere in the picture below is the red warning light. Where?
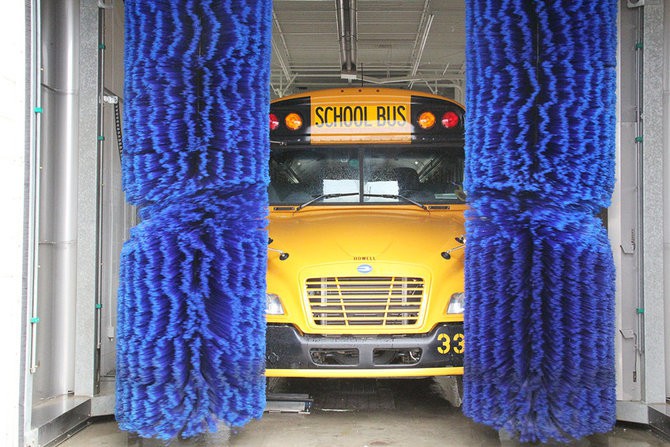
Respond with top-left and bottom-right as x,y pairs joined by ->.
269,113 -> 280,131
441,111 -> 459,129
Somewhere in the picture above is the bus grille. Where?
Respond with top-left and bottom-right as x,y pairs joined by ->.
305,276 -> 425,327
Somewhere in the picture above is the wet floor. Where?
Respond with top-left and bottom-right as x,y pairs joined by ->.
59,378 -> 670,447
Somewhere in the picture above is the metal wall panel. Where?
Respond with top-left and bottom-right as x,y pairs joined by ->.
614,1 -> 643,404
0,0 -> 29,444
641,0 -> 666,407
663,0 -> 670,399
27,2 -> 132,441
74,0 -> 103,399
615,0 -> 667,422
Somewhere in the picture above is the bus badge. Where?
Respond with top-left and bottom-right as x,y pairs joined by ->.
357,264 -> 373,274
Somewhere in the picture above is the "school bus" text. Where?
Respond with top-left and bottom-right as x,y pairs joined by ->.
313,105 -> 407,128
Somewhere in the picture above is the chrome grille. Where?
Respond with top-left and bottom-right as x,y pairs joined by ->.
305,276 -> 425,327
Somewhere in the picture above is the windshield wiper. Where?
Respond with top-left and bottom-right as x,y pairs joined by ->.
295,192 -> 360,211
362,193 -> 428,210
295,192 -> 428,212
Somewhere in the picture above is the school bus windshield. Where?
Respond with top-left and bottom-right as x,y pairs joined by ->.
269,144 -> 465,206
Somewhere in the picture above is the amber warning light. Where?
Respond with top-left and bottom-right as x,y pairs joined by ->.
285,113 -> 303,131
417,111 -> 436,130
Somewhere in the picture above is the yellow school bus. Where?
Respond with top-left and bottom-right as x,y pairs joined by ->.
265,87 -> 465,381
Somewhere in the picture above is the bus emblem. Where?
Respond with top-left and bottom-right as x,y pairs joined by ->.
357,264 -> 373,274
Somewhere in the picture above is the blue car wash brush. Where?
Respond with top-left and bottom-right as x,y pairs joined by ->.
463,0 -> 617,442
116,0 -> 272,440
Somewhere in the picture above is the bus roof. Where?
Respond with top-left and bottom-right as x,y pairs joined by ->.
272,87 -> 464,109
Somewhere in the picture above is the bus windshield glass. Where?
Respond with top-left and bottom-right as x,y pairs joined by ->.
269,145 -> 465,206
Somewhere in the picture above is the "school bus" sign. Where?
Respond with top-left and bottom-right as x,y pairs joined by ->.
310,95 -> 412,144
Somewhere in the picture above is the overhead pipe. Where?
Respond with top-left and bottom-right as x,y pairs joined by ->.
408,13 -> 434,89
408,0 -> 432,87
411,0 -> 432,55
272,10 -> 291,58
272,10 -> 293,82
271,38 -> 292,83
336,0 -> 357,79
38,0 -> 80,397
349,0 -> 357,75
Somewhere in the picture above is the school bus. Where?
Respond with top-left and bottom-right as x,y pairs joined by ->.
265,87 -> 465,383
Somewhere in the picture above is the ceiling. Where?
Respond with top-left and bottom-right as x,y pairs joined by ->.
270,0 -> 466,101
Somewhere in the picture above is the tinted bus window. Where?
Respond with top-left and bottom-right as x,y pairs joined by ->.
269,145 -> 464,205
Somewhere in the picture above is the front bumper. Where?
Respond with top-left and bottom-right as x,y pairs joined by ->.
265,322 -> 463,378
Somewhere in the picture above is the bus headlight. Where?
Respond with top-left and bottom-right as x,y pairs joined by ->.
266,293 -> 285,315
447,292 -> 465,314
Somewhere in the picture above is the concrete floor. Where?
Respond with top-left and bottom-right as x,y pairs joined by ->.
58,378 -> 670,447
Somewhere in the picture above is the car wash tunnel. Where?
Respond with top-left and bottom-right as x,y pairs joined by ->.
2,0 -> 670,446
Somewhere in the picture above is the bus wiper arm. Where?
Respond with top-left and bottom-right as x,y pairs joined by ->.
362,193 -> 428,211
295,192 -> 360,211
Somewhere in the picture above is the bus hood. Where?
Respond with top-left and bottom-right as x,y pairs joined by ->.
267,207 -> 465,265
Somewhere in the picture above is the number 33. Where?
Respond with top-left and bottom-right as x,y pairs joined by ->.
437,333 -> 464,354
